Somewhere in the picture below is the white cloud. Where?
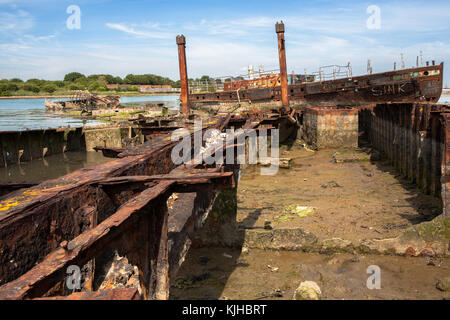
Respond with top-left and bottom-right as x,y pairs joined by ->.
0,9 -> 33,34
105,22 -> 172,39
0,1 -> 448,86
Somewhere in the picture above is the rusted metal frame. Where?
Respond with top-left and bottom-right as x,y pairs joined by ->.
440,113 -> 450,216
188,62 -> 443,104
94,172 -> 235,192
423,105 -> 433,195
397,104 -> 406,175
96,172 -> 233,184
382,105 -> 389,161
408,104 -> 417,182
0,181 -> 174,300
0,143 -> 179,287
374,106 -> 381,154
416,106 -> 425,189
93,146 -> 125,158
378,105 -> 383,156
0,118 -> 228,291
379,105 -> 386,156
384,105 -> 390,158
0,181 -> 40,198
400,104 -> 406,176
116,117 -> 226,158
404,104 -> 411,181
0,116 -> 238,299
164,120 -> 246,284
395,104 -> 402,171
430,113 -> 442,197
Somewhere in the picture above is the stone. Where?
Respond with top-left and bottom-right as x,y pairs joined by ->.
293,281 -> 322,300
404,247 -> 417,256
419,247 -> 436,257
264,220 -> 273,230
279,158 -> 292,169
436,277 -> 450,292
241,247 -> 250,255
199,256 -> 209,265
236,258 -> 249,267
320,238 -> 353,254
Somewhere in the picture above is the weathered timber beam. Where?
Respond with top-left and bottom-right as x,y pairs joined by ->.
0,180 -> 173,300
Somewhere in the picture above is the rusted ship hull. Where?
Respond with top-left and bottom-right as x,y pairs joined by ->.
189,63 -> 443,105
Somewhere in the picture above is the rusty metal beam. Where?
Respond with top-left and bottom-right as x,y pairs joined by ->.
0,181 -> 40,198
93,146 -> 125,158
34,288 -> 140,300
0,181 -> 174,300
177,34 -> 190,118
276,21 -> 289,110
0,110 -> 272,300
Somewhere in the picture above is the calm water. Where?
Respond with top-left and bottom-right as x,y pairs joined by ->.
0,151 -> 113,182
0,95 -> 180,131
439,92 -> 450,104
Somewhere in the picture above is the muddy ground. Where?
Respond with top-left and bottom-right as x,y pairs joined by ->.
170,248 -> 449,300
170,144 -> 448,300
237,145 -> 441,242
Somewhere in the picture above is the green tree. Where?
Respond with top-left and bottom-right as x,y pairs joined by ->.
103,74 -> 115,84
23,84 -> 40,93
64,72 -> 86,82
42,84 -> 57,93
53,81 -> 65,88
26,78 -> 45,86
68,84 -> 83,91
88,81 -> 107,92
114,76 -> 123,84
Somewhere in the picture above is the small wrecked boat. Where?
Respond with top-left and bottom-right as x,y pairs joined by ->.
45,91 -> 121,111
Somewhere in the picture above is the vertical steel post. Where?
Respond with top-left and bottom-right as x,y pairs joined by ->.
275,21 -> 289,110
176,35 -> 189,117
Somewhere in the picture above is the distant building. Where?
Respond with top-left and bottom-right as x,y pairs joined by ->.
138,85 -> 179,93
106,84 -> 180,92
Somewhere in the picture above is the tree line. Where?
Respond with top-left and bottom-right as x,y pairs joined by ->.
0,72 -> 183,96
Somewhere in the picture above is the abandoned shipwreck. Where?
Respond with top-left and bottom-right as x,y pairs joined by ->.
45,92 -> 121,112
0,21 -> 448,300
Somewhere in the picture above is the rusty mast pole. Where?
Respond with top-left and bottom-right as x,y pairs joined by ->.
176,34 -> 190,117
276,21 -> 289,112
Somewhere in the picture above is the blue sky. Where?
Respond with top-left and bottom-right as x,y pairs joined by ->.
0,0 -> 449,85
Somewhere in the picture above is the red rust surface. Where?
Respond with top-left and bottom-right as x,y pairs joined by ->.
276,21 -> 289,109
34,288 -> 140,300
177,34 -> 190,117
188,64 -> 443,105
0,111 -> 272,300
